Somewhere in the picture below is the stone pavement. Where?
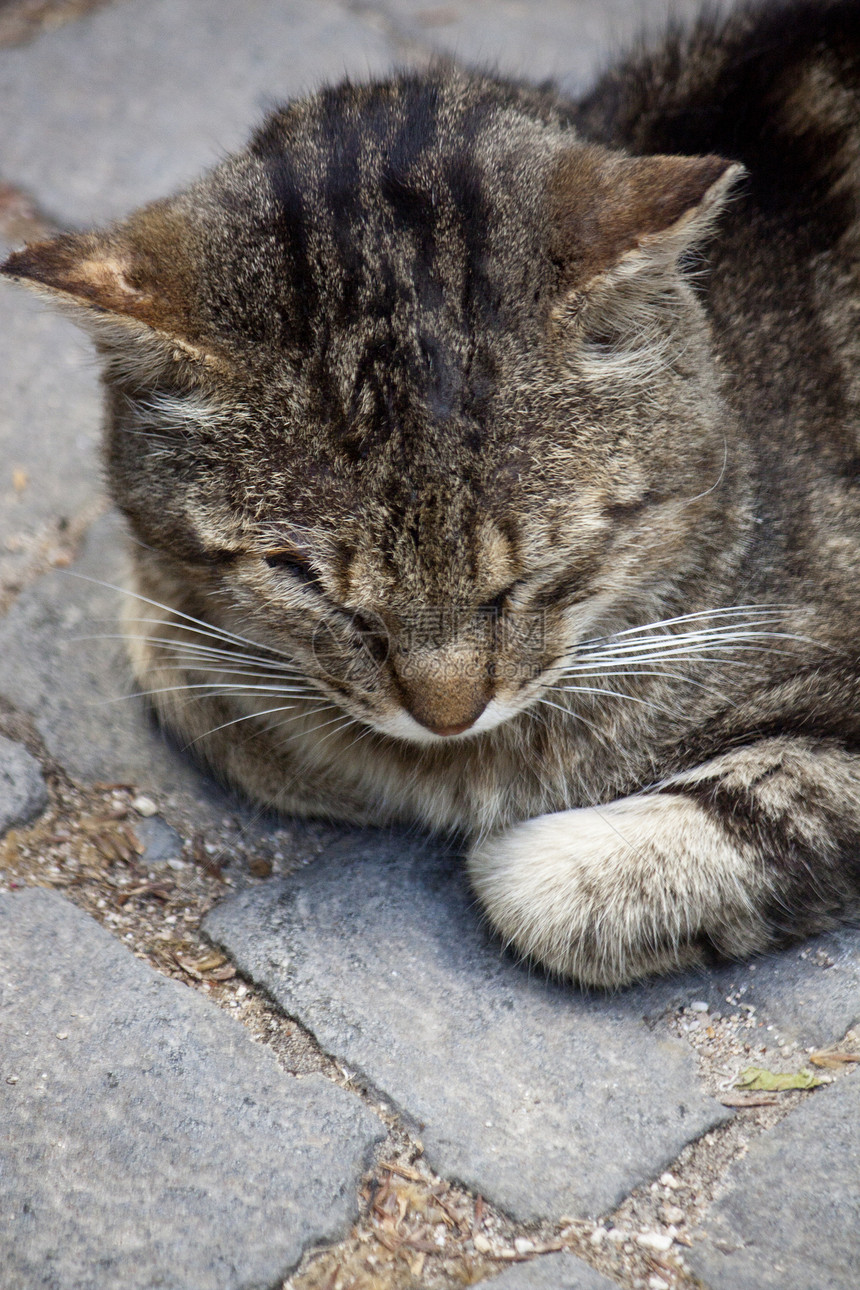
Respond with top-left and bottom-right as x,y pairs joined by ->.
0,1 -> 858,1288
202,840 -> 731,1225
0,886 -> 384,1290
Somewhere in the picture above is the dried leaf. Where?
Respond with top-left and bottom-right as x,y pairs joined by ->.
208,963 -> 237,980
124,882 -> 173,901
735,1066 -> 823,1091
720,1092 -> 780,1107
378,1160 -> 424,1182
173,953 -> 206,980
401,1237 -> 438,1254
809,1051 -> 860,1068
374,1229 -> 402,1253
191,950 -> 228,972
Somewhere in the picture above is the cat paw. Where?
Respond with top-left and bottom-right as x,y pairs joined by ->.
467,794 -> 768,987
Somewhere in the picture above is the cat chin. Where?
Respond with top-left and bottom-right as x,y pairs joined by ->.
372,698 -> 521,746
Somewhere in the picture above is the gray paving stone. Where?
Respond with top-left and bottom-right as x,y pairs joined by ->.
0,886 -> 385,1290
631,928 -> 860,1049
687,1071 -> 860,1290
477,1251 -> 619,1289
0,286 -> 102,593
0,733 -> 46,833
372,0 -> 731,94
0,0 -> 397,228
203,834 -> 730,1223
0,510 -> 230,808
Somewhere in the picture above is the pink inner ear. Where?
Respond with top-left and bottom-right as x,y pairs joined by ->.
1,233 -> 161,320
0,213 -> 227,369
548,147 -> 739,287
64,252 -> 147,307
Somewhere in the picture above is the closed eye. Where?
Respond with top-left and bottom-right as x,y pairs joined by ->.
477,579 -> 525,613
263,550 -> 322,591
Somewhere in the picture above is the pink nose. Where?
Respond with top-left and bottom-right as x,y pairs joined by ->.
415,711 -> 485,737
392,659 -> 492,737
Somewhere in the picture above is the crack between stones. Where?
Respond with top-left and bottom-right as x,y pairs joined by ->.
595,1017 -> 860,1289
3,721 -> 854,1290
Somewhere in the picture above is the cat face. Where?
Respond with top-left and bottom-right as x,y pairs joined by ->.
2,70 -> 741,742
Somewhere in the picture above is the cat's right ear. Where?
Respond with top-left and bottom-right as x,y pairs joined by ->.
548,145 -> 745,295
0,211 -> 223,375
545,145 -> 744,383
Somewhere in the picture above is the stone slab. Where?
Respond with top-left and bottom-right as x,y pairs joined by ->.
0,285 -> 102,594
478,1251 -> 619,1290
0,0 -> 397,228
0,510 -> 230,806
0,886 -> 385,1290
687,1070 -> 860,1290
0,733 -> 46,833
373,0 -> 732,94
631,927 -> 860,1050
203,833 -> 730,1223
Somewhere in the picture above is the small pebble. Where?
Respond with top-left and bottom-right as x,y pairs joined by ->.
637,1231 -> 674,1252
660,1204 -> 685,1225
5,1075 -> 18,1085
649,1278 -> 670,1290
473,1234 -> 491,1253
689,1000 -> 710,1013
589,1228 -> 607,1245
248,855 -> 273,879
131,795 -> 158,817
514,1238 -> 535,1255
55,1032 -> 68,1041
660,1172 -> 680,1189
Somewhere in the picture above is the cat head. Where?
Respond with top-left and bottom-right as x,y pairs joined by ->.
1,69 -> 743,743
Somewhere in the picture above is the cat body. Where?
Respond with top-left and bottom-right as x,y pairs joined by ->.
5,0 -> 860,985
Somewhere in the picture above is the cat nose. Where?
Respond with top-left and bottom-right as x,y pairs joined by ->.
416,710 -> 487,737
392,661 -> 491,737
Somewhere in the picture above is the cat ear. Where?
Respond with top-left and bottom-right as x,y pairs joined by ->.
549,147 -> 745,298
0,211 -> 219,371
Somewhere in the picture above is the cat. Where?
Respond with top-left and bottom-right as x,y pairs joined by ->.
4,0 -> 860,989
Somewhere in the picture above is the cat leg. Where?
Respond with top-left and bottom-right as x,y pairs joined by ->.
467,737 -> 860,987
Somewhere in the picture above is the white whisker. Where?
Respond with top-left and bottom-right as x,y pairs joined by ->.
554,684 -> 677,718
535,695 -> 613,742
581,603 -> 791,644
185,701 -> 326,748
103,682 -> 322,704
558,666 -> 731,696
145,661 -> 316,684
66,572 -> 299,662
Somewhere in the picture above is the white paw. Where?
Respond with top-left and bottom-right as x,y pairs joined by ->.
467,794 -> 765,986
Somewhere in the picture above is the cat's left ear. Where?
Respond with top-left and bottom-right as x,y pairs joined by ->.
548,146 -> 745,297
0,205 -> 218,370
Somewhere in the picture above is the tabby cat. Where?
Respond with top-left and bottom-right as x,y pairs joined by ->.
5,0 -> 860,987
